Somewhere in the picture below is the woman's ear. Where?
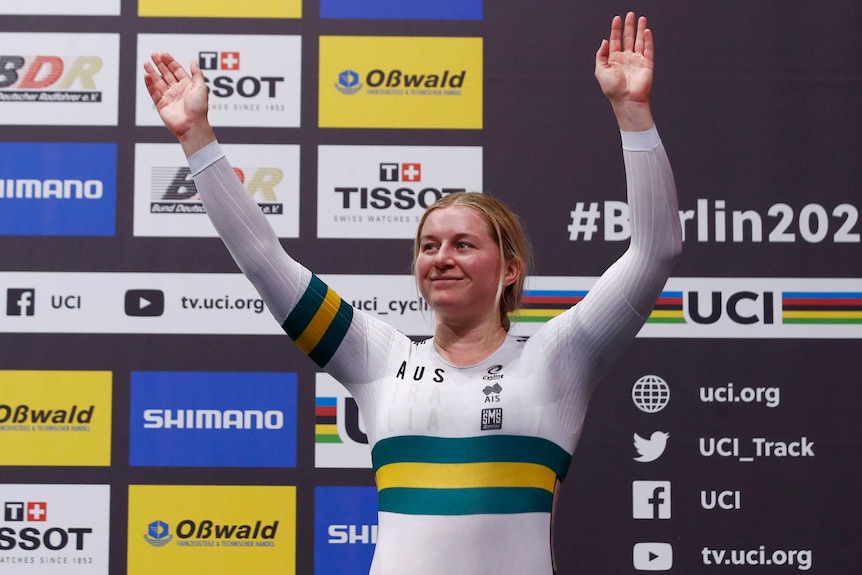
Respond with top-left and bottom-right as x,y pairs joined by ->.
503,257 -> 522,287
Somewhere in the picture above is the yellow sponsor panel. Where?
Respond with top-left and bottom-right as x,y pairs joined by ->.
128,484 -> 296,575
139,0 -> 301,18
0,370 -> 111,466
319,36 -> 483,129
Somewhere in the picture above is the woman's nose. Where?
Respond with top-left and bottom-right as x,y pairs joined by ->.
433,245 -> 455,267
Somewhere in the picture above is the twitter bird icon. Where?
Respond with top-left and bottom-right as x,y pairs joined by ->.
634,431 -> 669,462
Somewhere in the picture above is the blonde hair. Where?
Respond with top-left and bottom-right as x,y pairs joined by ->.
413,192 -> 530,331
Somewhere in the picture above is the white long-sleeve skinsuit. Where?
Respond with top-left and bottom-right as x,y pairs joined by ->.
187,126 -> 681,575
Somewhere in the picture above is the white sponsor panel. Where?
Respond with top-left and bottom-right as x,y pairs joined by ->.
136,34 -> 301,127
315,374 -> 372,468
317,145 -> 483,238
0,273 -> 860,337
0,484 -> 110,575
0,1 -> 120,15
133,143 -> 300,237
0,34 -> 119,125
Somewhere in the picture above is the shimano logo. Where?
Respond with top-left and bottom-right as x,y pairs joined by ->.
143,409 -> 284,430
0,179 -> 103,200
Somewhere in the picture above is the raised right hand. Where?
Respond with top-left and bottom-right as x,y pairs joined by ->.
143,52 -> 215,155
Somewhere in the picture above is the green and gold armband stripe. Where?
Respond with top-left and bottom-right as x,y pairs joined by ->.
282,274 -> 354,367
372,435 -> 572,515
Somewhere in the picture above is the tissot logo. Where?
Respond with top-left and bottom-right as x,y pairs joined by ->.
0,485 -> 109,566
4,501 -> 47,522
125,289 -> 164,317
6,288 -> 35,316
199,51 -> 240,71
136,34 -> 301,128
197,49 -> 283,99
380,162 -> 420,182
317,145 -> 482,239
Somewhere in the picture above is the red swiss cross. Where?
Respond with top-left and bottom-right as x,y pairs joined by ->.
401,163 -> 421,182
27,502 -> 47,522
221,52 -> 240,71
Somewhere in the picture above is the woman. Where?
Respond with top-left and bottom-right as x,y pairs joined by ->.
144,12 -> 681,575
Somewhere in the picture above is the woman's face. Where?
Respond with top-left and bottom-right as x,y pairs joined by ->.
415,205 -> 517,323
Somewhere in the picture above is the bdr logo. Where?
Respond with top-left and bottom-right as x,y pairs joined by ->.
686,291 -> 775,325
0,55 -> 103,96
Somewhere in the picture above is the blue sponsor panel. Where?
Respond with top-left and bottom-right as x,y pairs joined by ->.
0,142 -> 116,236
320,0 -> 481,20
314,486 -> 378,575
129,371 -> 297,467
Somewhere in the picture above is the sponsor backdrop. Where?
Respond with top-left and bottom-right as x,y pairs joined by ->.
1,1 -> 859,574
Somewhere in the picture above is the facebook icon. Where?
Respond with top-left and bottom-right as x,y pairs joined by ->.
633,480 -> 671,519
7,288 -> 35,316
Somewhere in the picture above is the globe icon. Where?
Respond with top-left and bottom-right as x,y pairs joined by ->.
632,375 -> 670,413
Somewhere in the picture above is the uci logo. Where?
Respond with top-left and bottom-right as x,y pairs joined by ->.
686,291 -> 774,325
